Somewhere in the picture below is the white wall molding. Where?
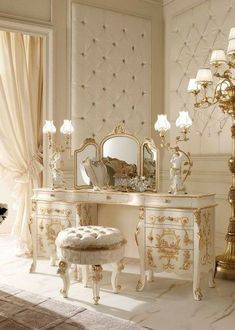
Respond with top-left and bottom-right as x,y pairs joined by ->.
0,0 -> 52,24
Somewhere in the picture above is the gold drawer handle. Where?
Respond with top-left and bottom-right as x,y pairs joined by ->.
50,194 -> 55,197
165,199 -> 171,203
106,196 -> 111,200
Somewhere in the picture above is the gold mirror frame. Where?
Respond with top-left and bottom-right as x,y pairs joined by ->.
141,138 -> 159,192
74,138 -> 100,189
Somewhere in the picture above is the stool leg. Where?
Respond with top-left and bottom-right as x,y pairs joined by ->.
82,265 -> 89,287
111,259 -> 124,293
57,260 -> 70,298
91,265 -> 103,305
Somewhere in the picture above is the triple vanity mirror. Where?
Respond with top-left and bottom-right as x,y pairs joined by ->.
74,125 -> 159,192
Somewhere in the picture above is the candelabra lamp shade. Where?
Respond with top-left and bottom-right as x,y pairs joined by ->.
188,25 -> 235,279
154,114 -> 171,132
175,111 -> 192,129
60,120 -> 74,135
210,49 -> 227,66
196,68 -> 213,84
43,120 -> 56,134
187,79 -> 201,93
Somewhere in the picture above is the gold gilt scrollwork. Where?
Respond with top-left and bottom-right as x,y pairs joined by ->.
44,219 -> 72,242
148,215 -> 189,226
183,230 -> 193,246
135,207 -> 145,246
155,229 -> 181,271
180,250 -> 192,271
147,248 -> 156,268
39,207 -> 72,217
198,210 -> 212,265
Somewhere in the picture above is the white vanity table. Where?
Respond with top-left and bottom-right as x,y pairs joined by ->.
30,188 -> 216,300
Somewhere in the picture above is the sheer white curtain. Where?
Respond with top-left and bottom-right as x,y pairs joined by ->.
0,31 -> 43,254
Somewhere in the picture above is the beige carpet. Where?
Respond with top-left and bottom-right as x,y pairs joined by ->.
0,284 -> 146,330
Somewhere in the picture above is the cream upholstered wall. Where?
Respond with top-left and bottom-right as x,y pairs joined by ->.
70,3 -> 151,148
163,0 -> 233,254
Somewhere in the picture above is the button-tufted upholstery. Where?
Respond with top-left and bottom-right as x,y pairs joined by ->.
56,226 -> 126,250
56,225 -> 126,304
71,3 -> 151,149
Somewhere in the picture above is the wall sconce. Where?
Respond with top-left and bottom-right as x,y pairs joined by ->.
188,26 -> 235,278
154,111 -> 193,195
43,119 -> 74,189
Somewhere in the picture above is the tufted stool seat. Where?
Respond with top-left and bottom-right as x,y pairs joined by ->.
56,226 -> 127,304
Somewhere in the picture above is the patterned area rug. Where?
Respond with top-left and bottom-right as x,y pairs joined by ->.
0,284 -> 145,329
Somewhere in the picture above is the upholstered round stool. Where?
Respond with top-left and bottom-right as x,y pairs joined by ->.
56,226 -> 126,304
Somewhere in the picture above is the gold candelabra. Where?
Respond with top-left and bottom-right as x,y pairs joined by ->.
154,112 -> 193,195
188,26 -> 235,278
43,120 -> 74,189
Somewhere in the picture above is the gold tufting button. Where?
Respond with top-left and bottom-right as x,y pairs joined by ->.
92,102 -> 95,106
102,24 -> 106,29
92,38 -> 96,43
103,87 -> 106,91
122,120 -> 125,123
112,104 -> 116,108
102,118 -> 106,122
112,42 -> 116,47
122,28 -> 126,33
141,33 -> 145,38
122,58 -> 126,63
141,62 -> 145,66
81,52 -> 85,57
80,117 -> 84,120
132,45 -> 135,51
92,133 -> 95,137
92,70 -> 96,75
141,121 -> 144,125
81,84 -> 85,89
102,56 -> 106,60
113,73 -> 116,77
81,20 -> 86,25
132,105 -> 135,110
132,75 -> 135,80
122,89 -> 126,93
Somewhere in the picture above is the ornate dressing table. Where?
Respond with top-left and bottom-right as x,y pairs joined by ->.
31,125 -> 216,300
30,188 -> 216,300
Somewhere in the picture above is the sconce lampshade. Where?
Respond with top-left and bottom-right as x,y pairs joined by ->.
196,68 -> 213,84
227,39 -> 235,55
210,49 -> 227,65
60,120 -> 74,135
175,111 -> 192,129
187,78 -> 201,92
154,114 -> 171,132
229,27 -> 235,40
43,120 -> 56,134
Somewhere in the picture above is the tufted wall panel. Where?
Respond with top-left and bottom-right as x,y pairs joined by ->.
169,0 -> 235,154
70,3 -> 151,150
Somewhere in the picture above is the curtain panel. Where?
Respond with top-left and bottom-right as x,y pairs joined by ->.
0,31 -> 43,254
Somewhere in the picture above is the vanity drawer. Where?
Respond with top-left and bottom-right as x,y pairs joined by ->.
146,227 -> 194,250
146,247 -> 193,274
36,202 -> 76,219
145,208 -> 194,227
88,192 -> 130,204
144,195 -> 193,208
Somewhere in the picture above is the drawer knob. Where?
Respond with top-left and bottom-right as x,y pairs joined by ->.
165,199 -> 171,203
50,194 -> 55,197
106,195 -> 111,200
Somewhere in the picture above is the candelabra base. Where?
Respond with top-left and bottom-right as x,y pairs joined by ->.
215,250 -> 235,280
